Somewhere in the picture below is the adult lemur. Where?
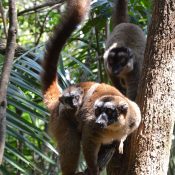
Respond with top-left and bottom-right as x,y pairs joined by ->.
104,0 -> 146,100
41,0 -> 141,175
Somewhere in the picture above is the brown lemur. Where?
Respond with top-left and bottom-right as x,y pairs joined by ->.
104,0 -> 146,101
41,0 -> 141,175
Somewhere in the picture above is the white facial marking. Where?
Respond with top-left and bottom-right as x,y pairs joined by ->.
104,101 -> 115,108
103,43 -> 118,61
106,63 -> 112,73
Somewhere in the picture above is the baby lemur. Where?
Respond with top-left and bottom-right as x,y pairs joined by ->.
41,0 -> 141,175
59,85 -> 84,110
104,0 -> 146,100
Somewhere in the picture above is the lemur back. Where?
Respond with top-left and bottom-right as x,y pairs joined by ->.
104,0 -> 146,100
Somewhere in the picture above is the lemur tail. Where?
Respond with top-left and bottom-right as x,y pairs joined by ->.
112,0 -> 129,27
41,0 -> 91,111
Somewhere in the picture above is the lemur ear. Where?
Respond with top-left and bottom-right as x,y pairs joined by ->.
118,102 -> 128,114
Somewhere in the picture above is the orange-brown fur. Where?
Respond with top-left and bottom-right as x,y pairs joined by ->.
48,82 -> 141,175
41,0 -> 141,175
77,84 -> 141,174
41,0 -> 91,111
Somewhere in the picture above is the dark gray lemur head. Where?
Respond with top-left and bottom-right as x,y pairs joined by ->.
59,86 -> 84,109
93,96 -> 128,129
105,46 -> 135,76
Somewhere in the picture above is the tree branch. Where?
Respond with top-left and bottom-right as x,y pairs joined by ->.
35,4 -> 60,45
17,0 -> 64,16
0,1 -> 7,38
0,0 -> 17,164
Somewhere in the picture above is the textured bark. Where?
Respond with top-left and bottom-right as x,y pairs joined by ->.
107,0 -> 175,174
0,1 -> 7,38
0,0 -> 17,164
132,0 -> 175,174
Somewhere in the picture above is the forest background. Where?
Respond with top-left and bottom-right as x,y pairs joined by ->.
0,0 -> 174,175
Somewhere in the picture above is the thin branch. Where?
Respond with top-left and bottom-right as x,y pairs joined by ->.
0,0 -> 17,164
105,19 -> 110,39
91,13 -> 103,82
0,1 -> 7,38
17,0 -> 64,16
35,4 -> 60,45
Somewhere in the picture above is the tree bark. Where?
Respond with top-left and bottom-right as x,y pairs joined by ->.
107,0 -> 175,174
0,1 -> 7,38
132,0 -> 175,174
0,0 -> 17,164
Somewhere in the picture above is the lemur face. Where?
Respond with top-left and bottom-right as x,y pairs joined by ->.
59,86 -> 84,109
106,47 -> 134,76
94,95 -> 128,128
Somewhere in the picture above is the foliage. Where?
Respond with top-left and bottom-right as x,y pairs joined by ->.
0,46 -> 59,174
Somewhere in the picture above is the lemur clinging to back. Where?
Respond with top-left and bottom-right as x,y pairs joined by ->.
104,0 -> 146,101
41,0 -> 141,174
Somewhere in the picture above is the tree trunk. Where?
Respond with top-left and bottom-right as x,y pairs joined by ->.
107,0 -> 175,174
132,0 -> 175,174
0,0 -> 17,164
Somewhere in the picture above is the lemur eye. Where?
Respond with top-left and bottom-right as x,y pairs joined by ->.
65,97 -> 73,104
95,107 -> 101,116
65,98 -> 70,103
